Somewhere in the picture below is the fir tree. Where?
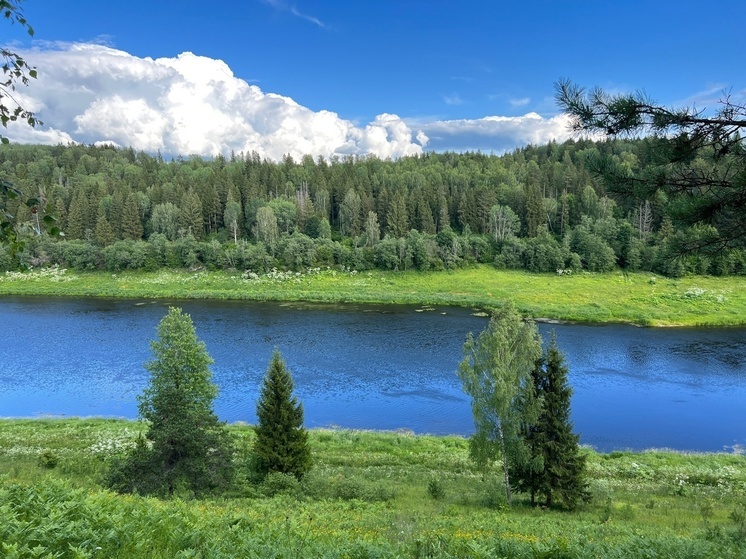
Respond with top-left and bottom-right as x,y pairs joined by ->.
514,333 -> 589,509
65,189 -> 88,240
253,349 -> 311,479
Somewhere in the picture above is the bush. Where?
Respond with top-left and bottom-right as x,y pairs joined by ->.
37,450 -> 59,469
427,478 -> 446,500
260,471 -> 301,497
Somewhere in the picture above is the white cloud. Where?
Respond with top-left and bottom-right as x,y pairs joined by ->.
5,42 -> 425,160
443,93 -> 464,106
260,0 -> 327,28
509,97 -> 531,107
4,42 -> 577,160
417,112 -> 574,154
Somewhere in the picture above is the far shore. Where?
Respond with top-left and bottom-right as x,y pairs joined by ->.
0,265 -> 744,327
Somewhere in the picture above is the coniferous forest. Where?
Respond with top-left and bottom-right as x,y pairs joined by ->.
2,138 -> 744,277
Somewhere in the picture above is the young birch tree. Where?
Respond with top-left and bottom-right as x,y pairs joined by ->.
457,302 -> 542,505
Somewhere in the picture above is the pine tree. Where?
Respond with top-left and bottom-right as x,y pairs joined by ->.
107,307 -> 234,496
514,333 -> 589,509
253,349 -> 311,479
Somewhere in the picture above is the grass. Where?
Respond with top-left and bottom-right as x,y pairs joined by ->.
1,418 -> 745,558
1,265 -> 745,326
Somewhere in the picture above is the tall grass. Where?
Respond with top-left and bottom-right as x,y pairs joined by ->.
1,419 -> 744,558
1,265 -> 745,326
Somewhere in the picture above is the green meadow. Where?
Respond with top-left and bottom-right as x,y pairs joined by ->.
0,418 -> 745,558
1,265 -> 745,326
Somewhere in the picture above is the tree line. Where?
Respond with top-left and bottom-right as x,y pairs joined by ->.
1,139 -> 744,276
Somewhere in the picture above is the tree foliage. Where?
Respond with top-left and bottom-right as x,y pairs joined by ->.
253,349 -> 311,480
2,139 -> 745,276
0,1 -> 58,262
512,333 -> 589,509
556,78 -> 746,254
0,0 -> 41,142
457,302 -> 542,505
107,307 -> 234,496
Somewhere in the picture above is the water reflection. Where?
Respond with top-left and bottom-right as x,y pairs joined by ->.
0,296 -> 744,452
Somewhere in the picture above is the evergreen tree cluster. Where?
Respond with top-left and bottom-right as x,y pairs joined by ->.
1,140 -> 743,277
108,308 -> 310,497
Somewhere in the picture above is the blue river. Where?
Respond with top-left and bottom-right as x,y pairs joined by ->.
0,296 -> 744,452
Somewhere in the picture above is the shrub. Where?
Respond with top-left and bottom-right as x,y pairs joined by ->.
37,450 -> 59,469
427,478 -> 446,500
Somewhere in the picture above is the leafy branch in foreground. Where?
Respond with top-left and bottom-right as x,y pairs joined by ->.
0,0 -> 42,143
555,79 -> 746,254
0,1 -> 56,264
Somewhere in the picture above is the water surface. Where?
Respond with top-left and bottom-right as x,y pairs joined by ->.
0,296 -> 744,452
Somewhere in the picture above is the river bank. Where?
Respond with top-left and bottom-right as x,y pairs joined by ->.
0,418 -> 744,558
0,265 -> 744,326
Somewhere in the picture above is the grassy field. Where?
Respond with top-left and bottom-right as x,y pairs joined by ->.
0,418 -> 744,558
1,265 -> 745,326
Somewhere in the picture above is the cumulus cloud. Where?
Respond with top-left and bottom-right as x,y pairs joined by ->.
5,42 -> 427,160
417,112 -> 574,154
4,42 -> 575,160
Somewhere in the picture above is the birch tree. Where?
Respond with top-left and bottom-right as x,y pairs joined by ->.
457,302 -> 542,505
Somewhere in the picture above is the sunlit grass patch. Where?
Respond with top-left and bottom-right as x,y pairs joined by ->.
1,265 -> 745,325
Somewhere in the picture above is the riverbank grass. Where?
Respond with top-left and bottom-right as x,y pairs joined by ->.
1,265 -> 745,326
0,418 -> 745,558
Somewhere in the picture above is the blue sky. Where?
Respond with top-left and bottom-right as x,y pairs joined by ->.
4,0 -> 744,160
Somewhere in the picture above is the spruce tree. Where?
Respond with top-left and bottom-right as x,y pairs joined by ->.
107,307 -> 234,496
514,333 -> 588,509
121,193 -> 143,240
253,350 -> 311,479
94,204 -> 115,246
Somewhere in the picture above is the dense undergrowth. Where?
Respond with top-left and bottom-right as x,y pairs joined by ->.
1,265 -> 745,326
0,419 -> 744,558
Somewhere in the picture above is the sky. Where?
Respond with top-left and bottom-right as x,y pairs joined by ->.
2,0 -> 745,161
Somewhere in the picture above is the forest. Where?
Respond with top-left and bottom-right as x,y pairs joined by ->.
2,138 -> 744,278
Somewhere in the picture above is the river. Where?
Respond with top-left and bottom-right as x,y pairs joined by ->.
0,296 -> 744,452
